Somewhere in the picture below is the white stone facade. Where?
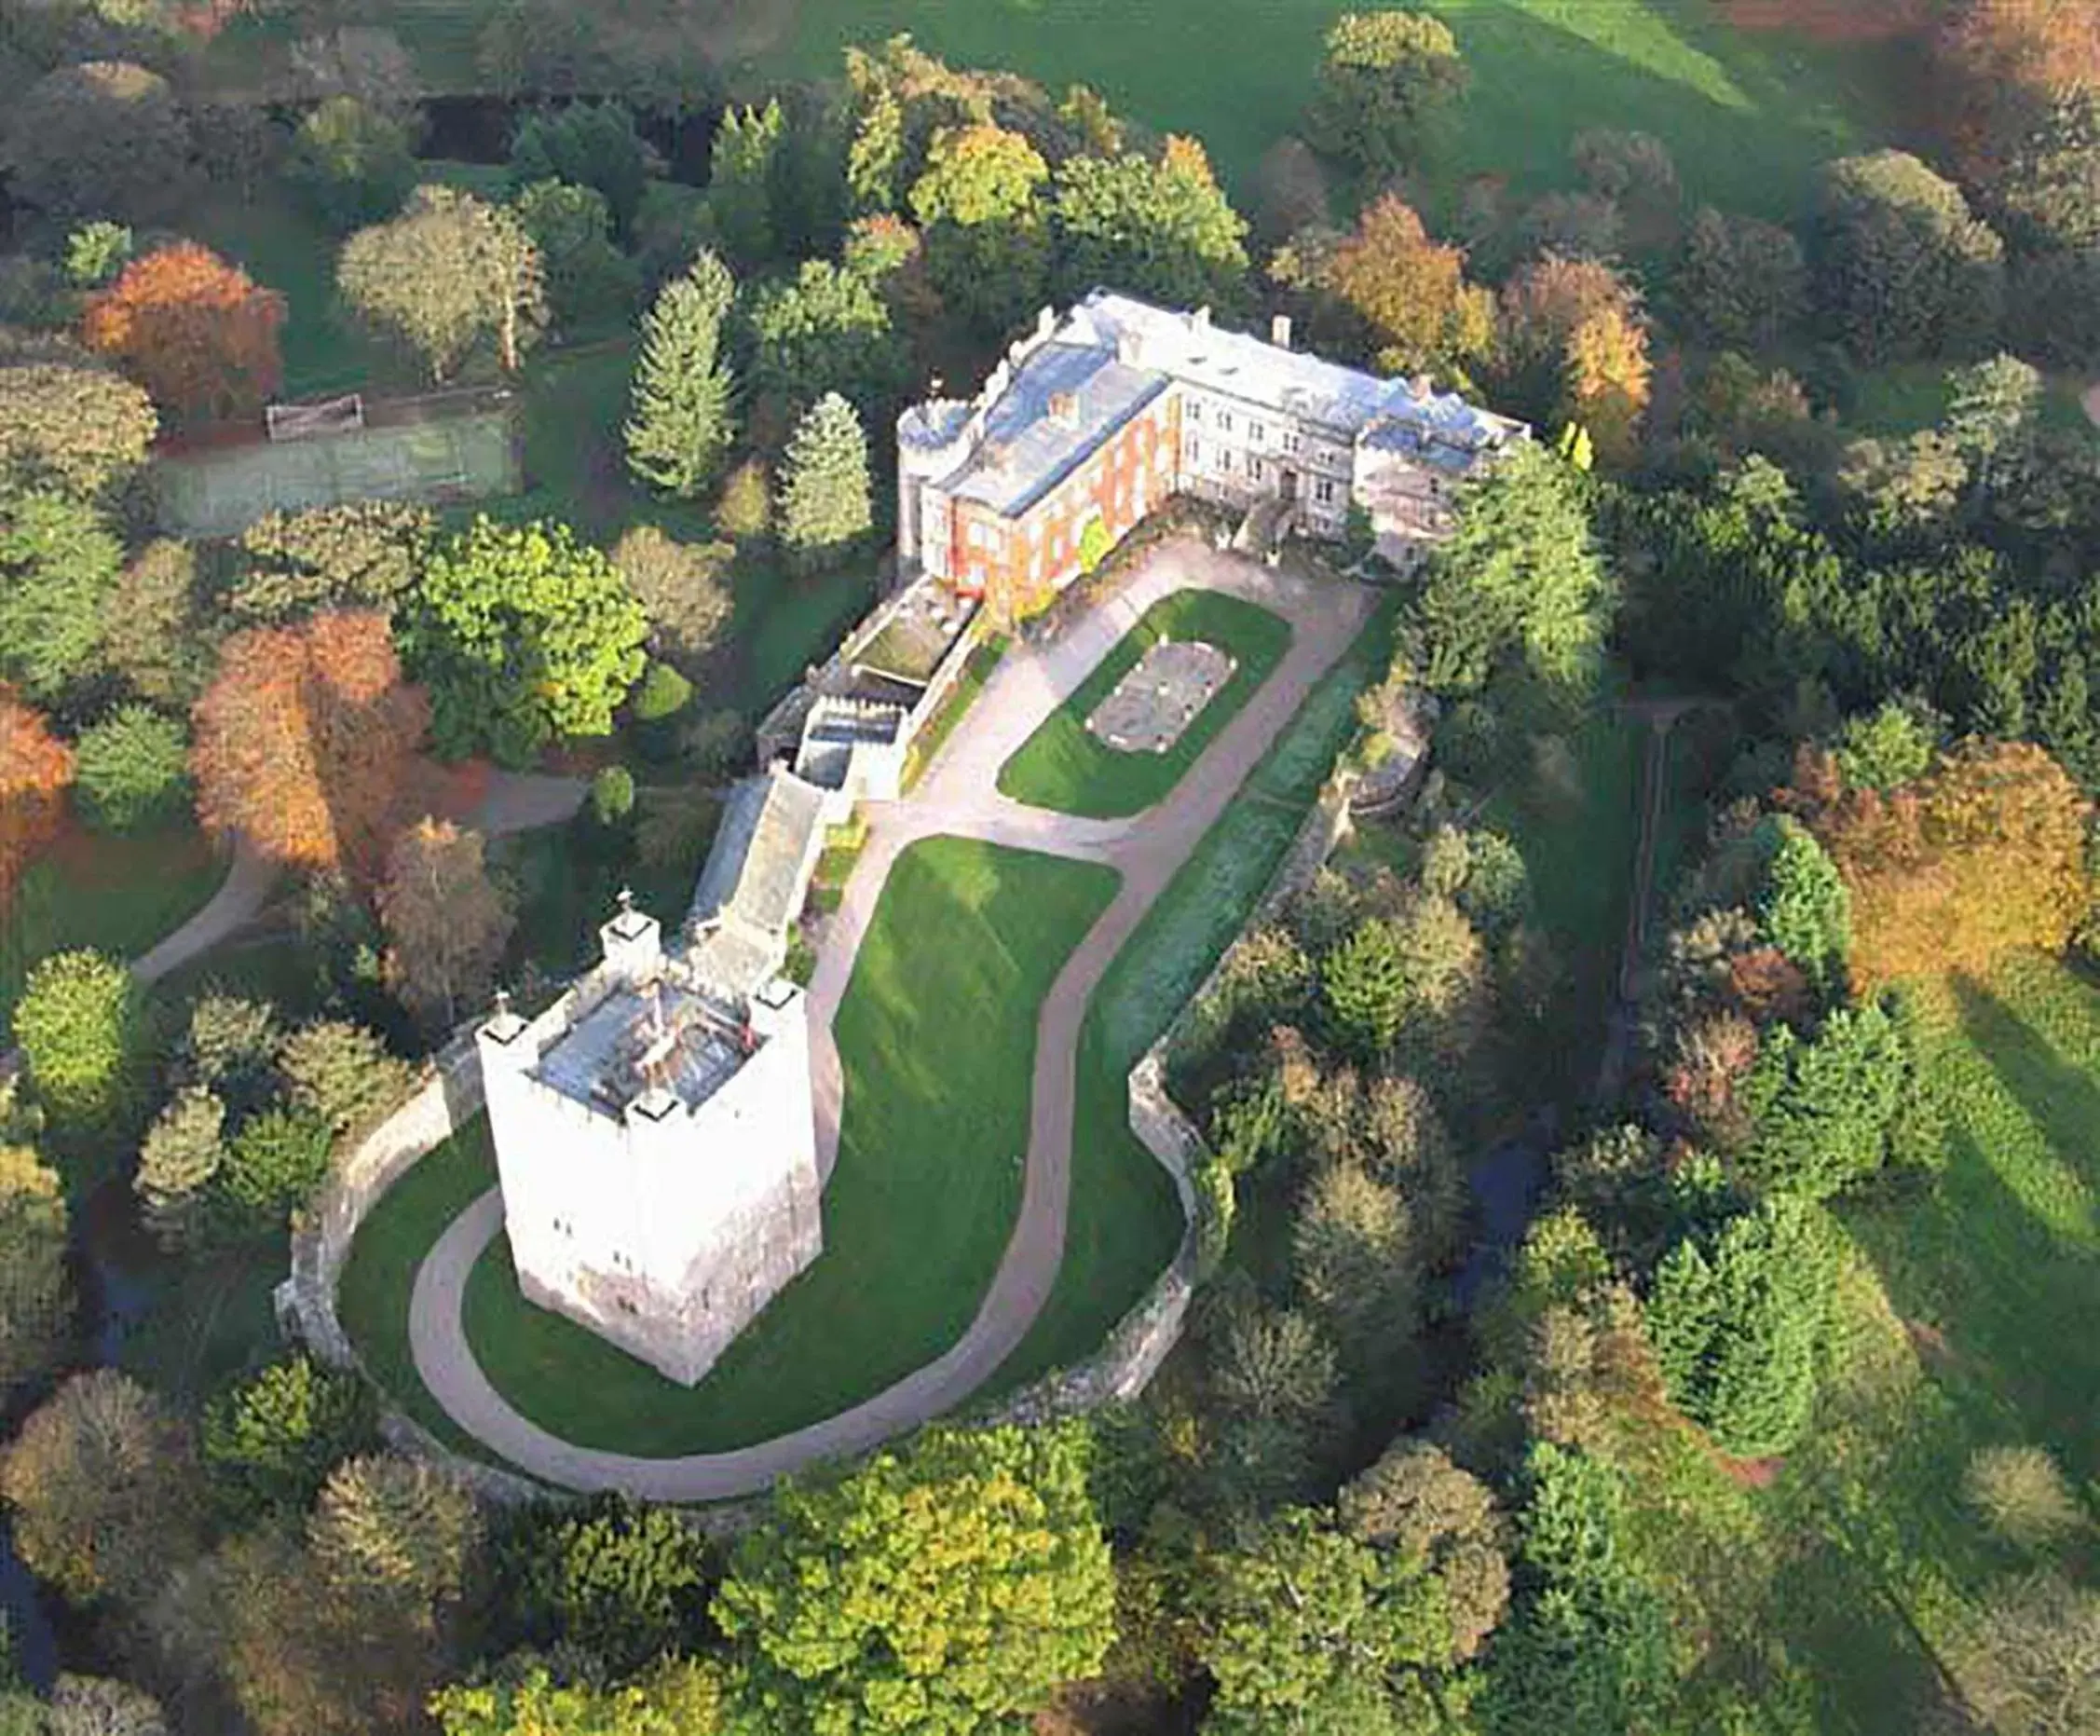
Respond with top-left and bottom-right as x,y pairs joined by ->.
476,902 -> 822,1386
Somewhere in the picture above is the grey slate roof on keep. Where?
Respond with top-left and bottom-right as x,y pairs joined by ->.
941,340 -> 1169,518
688,767 -> 828,940
535,978 -> 753,1114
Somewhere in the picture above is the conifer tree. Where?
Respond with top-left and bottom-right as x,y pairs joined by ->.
709,100 -> 784,265
777,392 -> 871,568
623,251 -> 737,498
134,1086 -> 226,1251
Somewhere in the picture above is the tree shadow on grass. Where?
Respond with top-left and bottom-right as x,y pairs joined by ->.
1846,975 -> 2100,1490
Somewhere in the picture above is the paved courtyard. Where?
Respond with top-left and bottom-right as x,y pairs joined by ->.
407,538 -> 1375,1497
1086,639 -> 1236,755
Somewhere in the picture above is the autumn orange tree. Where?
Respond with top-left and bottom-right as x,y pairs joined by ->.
1497,253 -> 1651,468
82,242 -> 286,424
1795,740 -> 2093,991
1314,195 -> 1494,382
190,610 -> 430,881
0,690 -> 75,906
1930,0 -> 2100,171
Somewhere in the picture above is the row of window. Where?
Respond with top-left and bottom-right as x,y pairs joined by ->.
1182,437 -> 1338,504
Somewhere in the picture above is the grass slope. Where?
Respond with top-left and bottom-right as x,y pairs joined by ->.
993,594 -> 1399,1391
1,822 -> 226,1043
454,837 -> 1119,1454
998,589 -> 1293,819
770,0 -> 1895,219
1607,953 -> 2100,1729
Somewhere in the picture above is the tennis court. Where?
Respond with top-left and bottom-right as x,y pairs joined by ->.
156,393 -> 521,537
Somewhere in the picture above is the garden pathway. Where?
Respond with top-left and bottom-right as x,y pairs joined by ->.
410,541 -> 1375,1498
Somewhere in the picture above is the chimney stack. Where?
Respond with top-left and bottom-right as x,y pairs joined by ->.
1271,313 -> 1293,350
1047,390 -> 1080,429
1190,306 -> 1211,332
1411,373 -> 1435,400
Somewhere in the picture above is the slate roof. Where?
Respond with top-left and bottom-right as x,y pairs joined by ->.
688,768 -> 828,939
942,341 -> 1169,518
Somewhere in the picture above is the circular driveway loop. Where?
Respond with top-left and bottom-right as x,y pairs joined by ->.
410,543 -> 1375,1497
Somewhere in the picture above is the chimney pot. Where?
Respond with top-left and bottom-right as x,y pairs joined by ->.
1271,313 -> 1293,350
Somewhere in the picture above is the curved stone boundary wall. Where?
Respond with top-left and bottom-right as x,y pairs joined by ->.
277,1031 -> 552,1504
981,776 -> 1357,1427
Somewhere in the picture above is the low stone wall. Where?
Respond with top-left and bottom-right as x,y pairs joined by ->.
982,778 -> 1357,1427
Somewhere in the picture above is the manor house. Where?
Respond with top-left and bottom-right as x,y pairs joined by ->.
896,289 -> 1527,621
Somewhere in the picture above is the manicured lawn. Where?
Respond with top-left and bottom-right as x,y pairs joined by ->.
448,837 -> 1119,1454
997,590 -> 1292,819
1,821 -> 226,1043
771,0 -> 1897,219
993,595 -> 1398,1390
336,1117 -> 501,1456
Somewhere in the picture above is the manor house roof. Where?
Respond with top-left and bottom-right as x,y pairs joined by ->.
944,340 -> 1170,519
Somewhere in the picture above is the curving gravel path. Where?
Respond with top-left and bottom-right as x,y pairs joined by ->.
410,543 -> 1375,1497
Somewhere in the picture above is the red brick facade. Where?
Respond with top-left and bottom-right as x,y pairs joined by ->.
948,396 -> 1183,626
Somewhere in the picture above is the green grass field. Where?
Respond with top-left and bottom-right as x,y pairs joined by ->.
445,838 -> 1118,1454
1,822 -> 226,1043
998,590 -> 1293,819
770,0 -> 1896,220
993,595 -> 1398,1390
1596,951 -> 2100,1730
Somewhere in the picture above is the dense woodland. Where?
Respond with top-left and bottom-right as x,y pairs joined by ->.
0,0 -> 2099,1732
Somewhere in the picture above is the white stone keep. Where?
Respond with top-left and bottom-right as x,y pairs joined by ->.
475,899 -> 822,1386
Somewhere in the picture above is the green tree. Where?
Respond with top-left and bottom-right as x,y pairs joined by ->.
1051,139 -> 1250,311
432,1658 -> 730,1736
308,1453 -> 480,1618
510,100 -> 648,232
624,251 -> 737,498
1339,1440 -> 1510,1661
495,1495 -> 708,1676
1416,442 -> 1612,697
2,62 -> 191,225
846,79 -> 906,214
288,97 -> 417,233
1754,815 -> 1849,992
277,1019 -> 412,1138
1960,1571 -> 2100,1736
777,392 -> 872,569
746,258 -> 909,413
1645,1199 -> 1836,1458
1307,10 -> 1468,178
716,1421 -> 1116,1735
13,950 -> 138,1145
63,221 -> 134,288
231,500 -> 434,625
1290,1160 -> 1420,1391
49,1674 -> 168,1736
513,180 -> 640,333
221,1106 -> 333,1228
0,1369 -> 205,1608
133,1086 -> 226,1251
1988,89 -> 2100,251
1813,150 -> 2005,363
709,99 -> 784,265
1674,207 -> 1807,351
203,1354 -> 378,1514
0,491 -> 123,703
1478,1442 -> 1674,1736
1834,699 -> 1936,793
0,355 -> 157,503
610,526 -> 734,670
180,991 -> 283,1114
0,1143 -> 73,1395
403,517 -> 648,763
339,186 -> 547,379
1739,1005 -> 1908,1200
910,123 -> 1050,335
1198,1505 -> 1460,1734
71,704 -> 189,834
102,540 -> 211,706
1322,920 -> 1413,1059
